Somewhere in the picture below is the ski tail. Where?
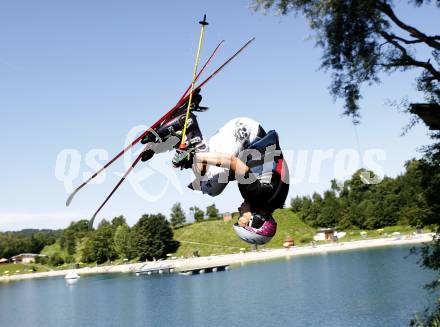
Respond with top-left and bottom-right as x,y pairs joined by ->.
88,38 -> 256,227
66,40 -> 224,207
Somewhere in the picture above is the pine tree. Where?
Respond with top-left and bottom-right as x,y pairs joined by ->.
190,206 -> 205,222
170,202 -> 186,227
206,204 -> 219,219
114,224 -> 135,260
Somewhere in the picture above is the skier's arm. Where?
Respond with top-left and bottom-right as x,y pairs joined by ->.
194,152 -> 249,176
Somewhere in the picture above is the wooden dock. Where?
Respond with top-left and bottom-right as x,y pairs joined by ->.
135,265 -> 174,276
178,265 -> 229,276
135,263 -> 230,276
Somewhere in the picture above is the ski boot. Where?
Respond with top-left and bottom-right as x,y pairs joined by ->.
140,89 -> 208,163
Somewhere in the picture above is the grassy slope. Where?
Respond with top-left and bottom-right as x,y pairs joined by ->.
172,209 -> 316,257
0,263 -> 49,275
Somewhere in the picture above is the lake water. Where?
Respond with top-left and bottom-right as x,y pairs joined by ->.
0,245 -> 436,327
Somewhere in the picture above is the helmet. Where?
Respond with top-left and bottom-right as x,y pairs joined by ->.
233,214 -> 277,245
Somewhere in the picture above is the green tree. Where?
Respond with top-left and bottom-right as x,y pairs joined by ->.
59,220 -> 90,255
133,214 -> 179,261
60,229 -> 76,255
76,237 -> 90,263
190,206 -> 205,222
299,193 -> 322,227
30,231 -> 57,254
111,215 -> 127,229
114,224 -> 135,260
206,204 -> 220,219
290,196 -> 304,212
82,220 -> 117,264
396,160 -> 430,226
336,204 -> 353,230
295,164 -> 432,230
170,202 -> 186,227
317,190 -> 340,227
48,252 -> 64,266
419,141 -> 440,226
359,199 -> 379,229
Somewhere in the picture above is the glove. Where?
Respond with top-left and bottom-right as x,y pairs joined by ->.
141,149 -> 154,162
172,148 -> 194,169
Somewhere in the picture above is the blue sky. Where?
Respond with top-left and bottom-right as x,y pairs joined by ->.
0,1 -> 437,230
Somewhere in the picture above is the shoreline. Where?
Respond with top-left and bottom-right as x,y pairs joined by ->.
0,233 -> 433,283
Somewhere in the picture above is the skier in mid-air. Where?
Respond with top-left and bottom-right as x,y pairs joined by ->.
140,90 -> 290,245
67,37 -> 289,245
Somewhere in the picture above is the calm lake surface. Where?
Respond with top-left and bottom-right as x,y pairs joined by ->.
0,245 -> 436,327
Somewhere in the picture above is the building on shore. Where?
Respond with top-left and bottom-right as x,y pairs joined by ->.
11,254 -> 47,264
314,228 -> 336,241
314,229 -> 347,241
223,212 -> 232,222
283,237 -> 295,248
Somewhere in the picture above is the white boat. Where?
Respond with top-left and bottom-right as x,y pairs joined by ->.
65,271 -> 80,284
